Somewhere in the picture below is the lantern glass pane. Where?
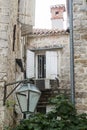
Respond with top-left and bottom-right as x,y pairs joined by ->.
29,92 -> 40,112
17,92 -> 27,112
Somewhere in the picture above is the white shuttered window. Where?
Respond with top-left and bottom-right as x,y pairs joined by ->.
26,50 -> 34,78
46,51 -> 58,79
26,50 -> 59,79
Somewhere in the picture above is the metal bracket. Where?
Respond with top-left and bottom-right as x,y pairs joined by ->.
3,79 -> 30,105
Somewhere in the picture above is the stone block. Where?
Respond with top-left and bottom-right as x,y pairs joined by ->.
0,31 -> 7,41
0,14 -> 9,24
81,34 -> 87,40
0,40 -> 8,48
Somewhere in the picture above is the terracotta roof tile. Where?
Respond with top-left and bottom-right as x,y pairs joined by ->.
50,4 -> 65,9
28,29 -> 69,37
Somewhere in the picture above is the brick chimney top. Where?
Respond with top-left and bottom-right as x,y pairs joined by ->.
50,4 -> 65,20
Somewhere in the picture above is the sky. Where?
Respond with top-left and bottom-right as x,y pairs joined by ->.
34,0 -> 66,29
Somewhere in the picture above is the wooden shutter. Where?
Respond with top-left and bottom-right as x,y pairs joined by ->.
26,50 -> 34,78
46,51 -> 58,79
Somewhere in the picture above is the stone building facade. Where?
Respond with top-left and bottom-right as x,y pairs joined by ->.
0,0 -> 35,129
27,29 -> 70,113
73,0 -> 87,113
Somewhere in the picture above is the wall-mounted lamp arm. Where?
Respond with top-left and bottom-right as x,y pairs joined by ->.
3,79 -> 30,106
5,82 -> 21,102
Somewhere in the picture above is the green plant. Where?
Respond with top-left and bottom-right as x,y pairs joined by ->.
6,100 -> 16,108
12,94 -> 87,130
4,126 -> 11,130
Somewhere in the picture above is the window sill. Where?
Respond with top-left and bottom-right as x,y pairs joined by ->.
80,5 -> 87,11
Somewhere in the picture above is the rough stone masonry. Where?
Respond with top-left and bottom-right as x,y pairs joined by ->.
0,0 -> 35,129
0,0 -> 19,129
73,0 -> 87,113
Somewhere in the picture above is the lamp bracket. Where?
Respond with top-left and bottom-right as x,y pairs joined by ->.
3,79 -> 31,106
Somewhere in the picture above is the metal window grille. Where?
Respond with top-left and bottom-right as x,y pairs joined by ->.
38,55 -> 46,78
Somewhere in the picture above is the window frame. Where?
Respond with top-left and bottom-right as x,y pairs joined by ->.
35,51 -> 46,79
35,50 -> 60,80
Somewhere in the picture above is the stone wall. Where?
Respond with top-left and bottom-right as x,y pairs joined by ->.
0,0 -> 35,129
73,0 -> 87,113
0,0 -> 20,129
0,0 -> 36,128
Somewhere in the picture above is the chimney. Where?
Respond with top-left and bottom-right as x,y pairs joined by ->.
50,4 -> 65,30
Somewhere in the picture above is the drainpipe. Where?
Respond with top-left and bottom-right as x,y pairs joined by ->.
69,0 -> 75,105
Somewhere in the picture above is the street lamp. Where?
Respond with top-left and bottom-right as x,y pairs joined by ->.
16,83 -> 41,113
3,79 -> 41,116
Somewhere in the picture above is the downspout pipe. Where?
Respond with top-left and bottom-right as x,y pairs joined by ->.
69,0 -> 75,105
